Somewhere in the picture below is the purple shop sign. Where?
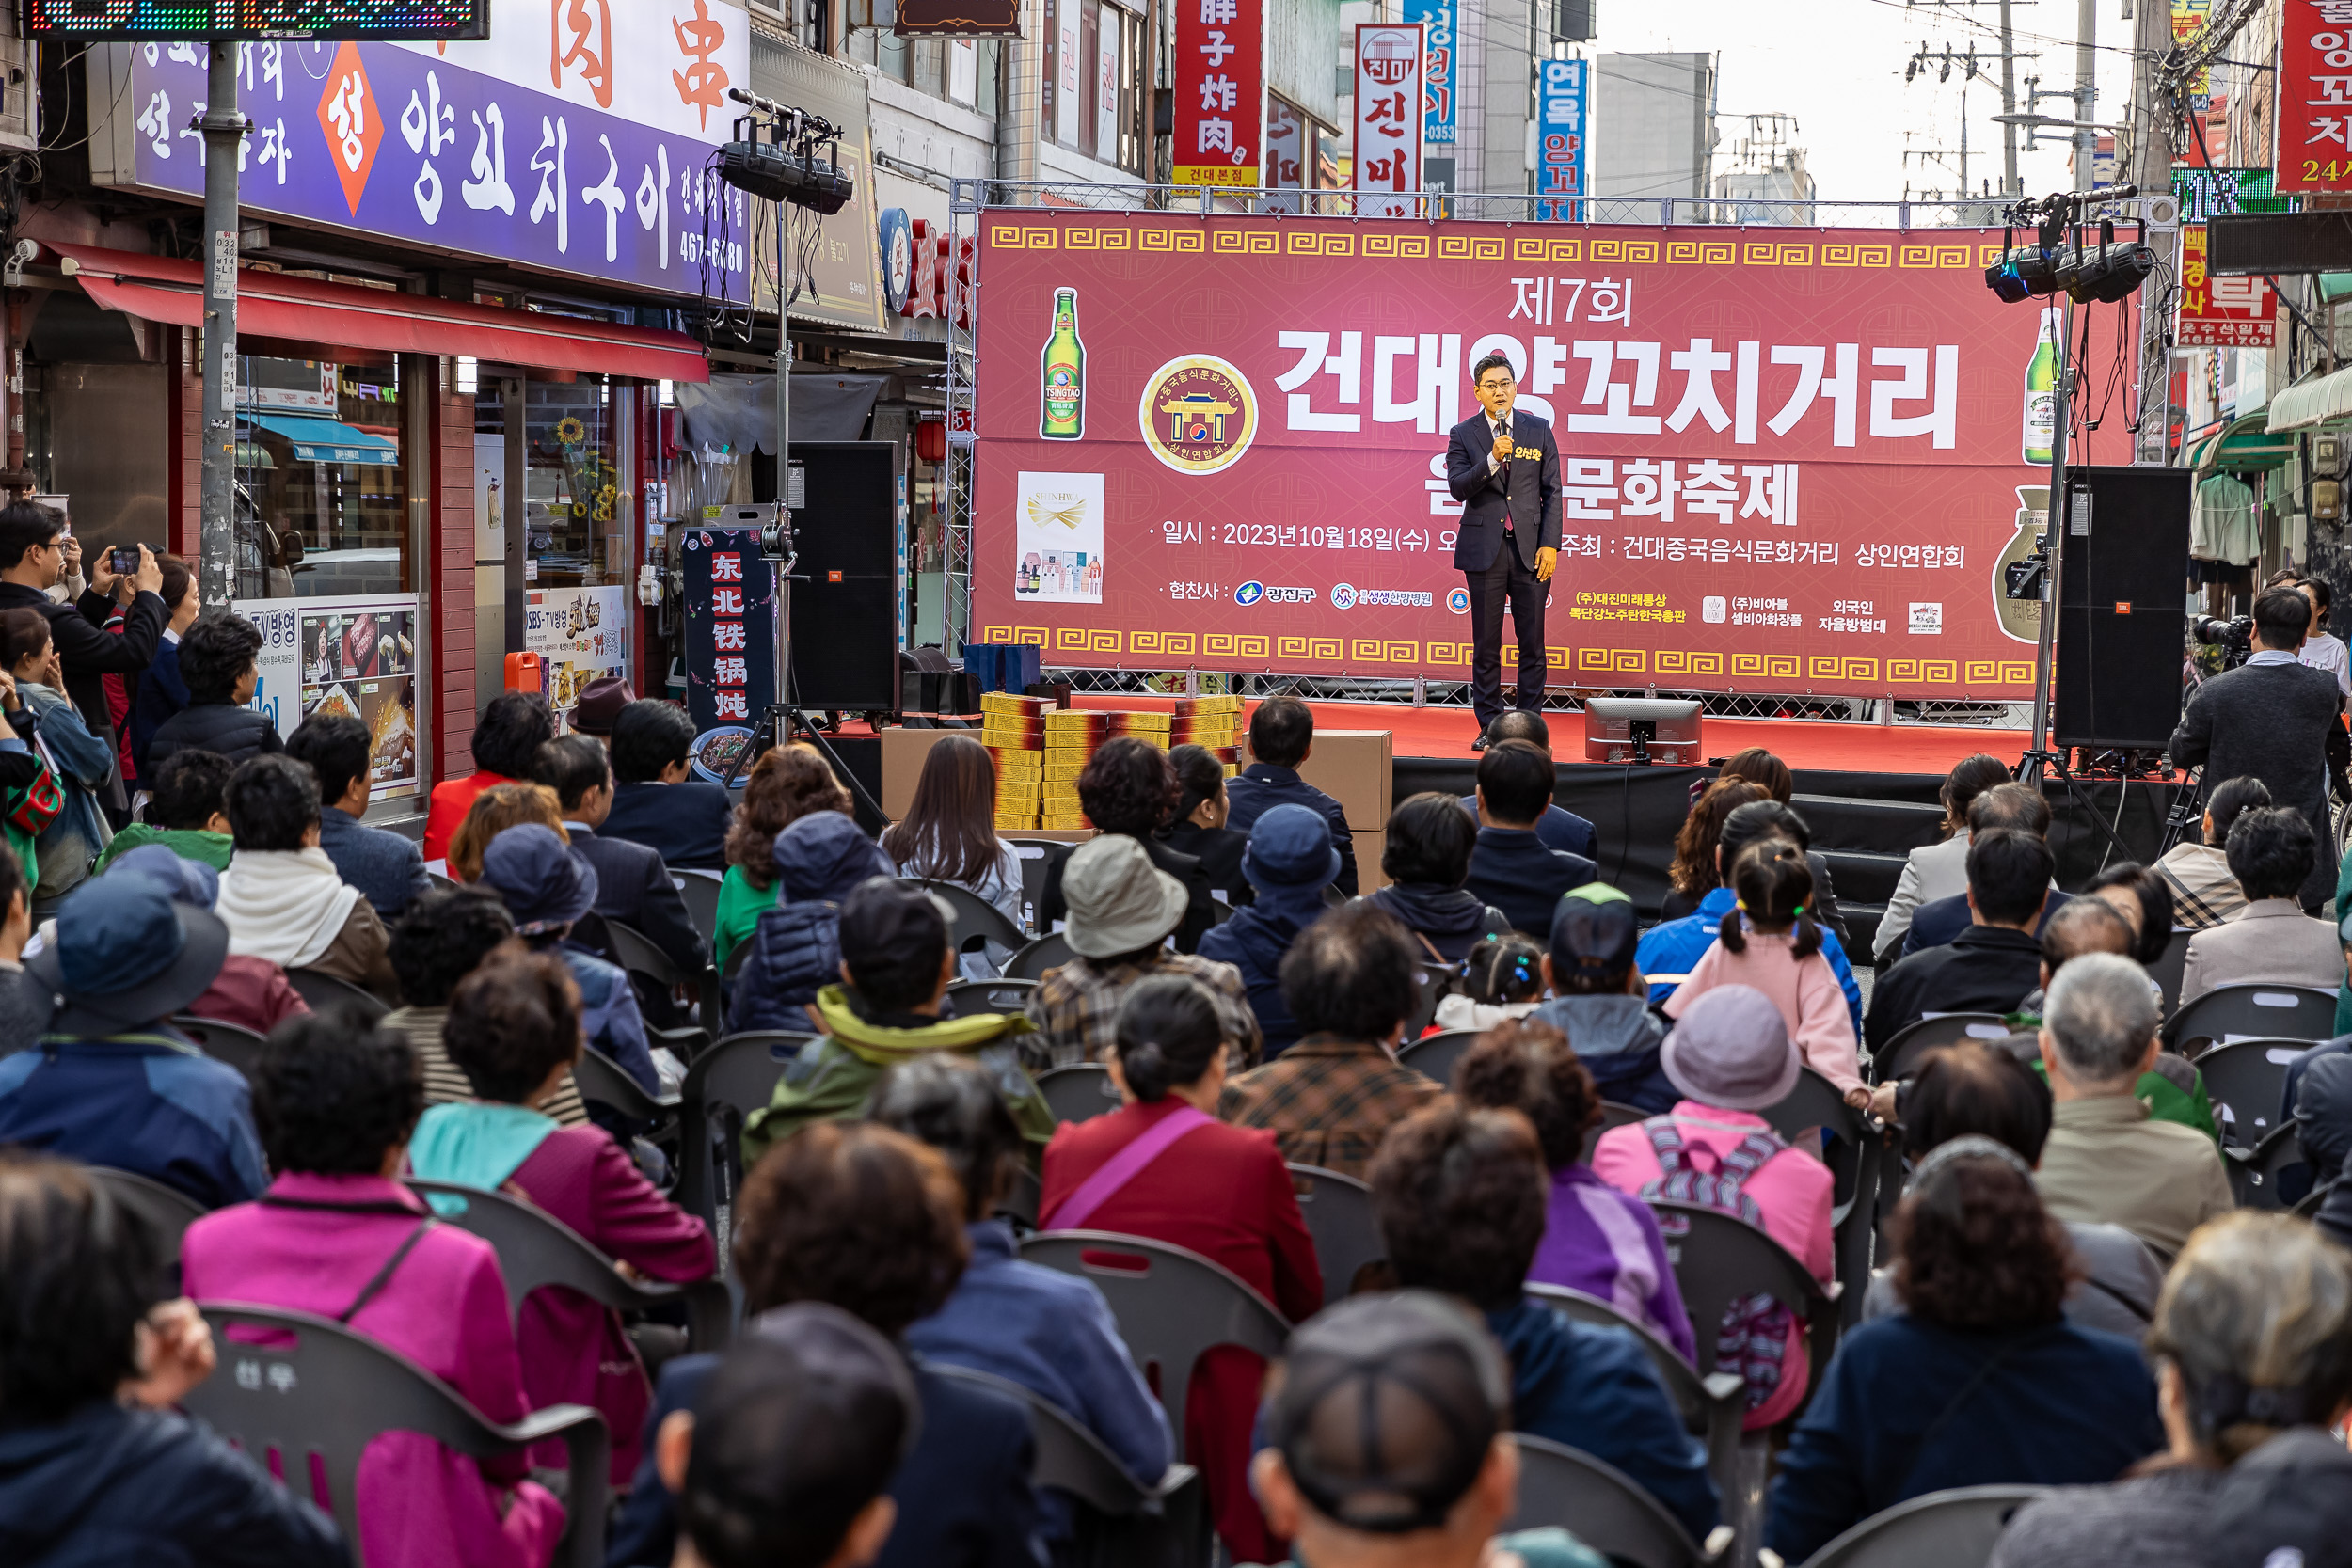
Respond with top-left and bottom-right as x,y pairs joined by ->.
88,28 -> 753,302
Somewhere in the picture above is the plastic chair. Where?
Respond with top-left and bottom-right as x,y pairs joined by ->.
1037,1063 -> 1121,1126
1871,1013 -> 2012,1084
1287,1164 -> 1385,1298
1577,1101 -> 1654,1164
928,1363 -> 1210,1568
2227,1121 -> 2309,1211
1020,1231 -> 1292,1446
674,870 -> 723,946
1794,1483 -> 2050,1568
426,871 -> 460,895
1006,931 -> 1075,981
285,968 -> 389,1024
570,1045 -> 677,1125
2296,1179 -> 2334,1218
912,879 -> 1031,952
943,977 -> 1040,1018
171,1014 -> 266,1080
996,1164 -> 1041,1231
1502,1433 -> 1708,1568
722,942 -> 752,981
1397,1027 -> 1480,1085
2146,927 -> 2191,1017
1760,1068 -> 1885,1325
605,920 -> 686,991
87,1164 -> 208,1268
1405,963 -> 1457,1037
405,1180 -> 732,1353
1648,1198 -> 1842,1418
2191,1037 -> 2307,1148
675,1031 -> 812,1252
2163,983 -> 2340,1052
1528,1284 -> 1744,1502
185,1303 -> 610,1568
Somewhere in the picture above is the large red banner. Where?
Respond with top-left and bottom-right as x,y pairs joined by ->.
970,211 -> 2127,699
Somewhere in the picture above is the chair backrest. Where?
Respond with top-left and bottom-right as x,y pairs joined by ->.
927,1362 -> 1152,1514
1397,1028 -> 1480,1085
2146,927 -> 2192,1017
1526,1284 -> 1741,1471
1648,1197 -> 1840,1410
1006,931 -> 1075,982
285,968 -> 389,1024
943,977 -> 1040,1018
2228,1121 -> 2307,1211
570,1045 -> 674,1122
184,1303 -> 610,1568
2190,1037 -> 2307,1148
2296,1179 -> 2334,1218
722,940 -> 752,980
426,871 -> 460,895
1761,1067 -> 1884,1325
997,1164 -> 1041,1230
1796,1484 -> 2051,1568
171,1014 -> 267,1080
1502,1433 -> 1704,1568
1020,1230 -> 1291,1447
1875,1013 -> 2012,1083
913,879 -> 1030,952
2164,984 -> 2340,1052
1001,839 -> 1064,935
1036,1062 -> 1121,1125
1404,962 -> 1456,1037
88,1164 -> 208,1267
1577,1101 -> 1654,1164
405,1180 -> 733,1352
603,920 -> 682,991
674,870 -> 724,945
1287,1164 -> 1385,1298
675,1031 -> 811,1246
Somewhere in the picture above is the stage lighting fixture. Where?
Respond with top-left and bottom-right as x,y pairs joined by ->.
1984,248 -> 2034,303
2068,221 -> 2158,303
720,141 -> 854,214
1985,244 -> 2059,298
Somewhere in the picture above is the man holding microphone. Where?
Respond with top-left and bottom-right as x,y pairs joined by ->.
1445,352 -> 1562,750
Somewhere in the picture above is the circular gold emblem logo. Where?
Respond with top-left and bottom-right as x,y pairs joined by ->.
1137,355 -> 1258,476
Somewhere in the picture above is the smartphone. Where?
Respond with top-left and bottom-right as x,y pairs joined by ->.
110,546 -> 137,575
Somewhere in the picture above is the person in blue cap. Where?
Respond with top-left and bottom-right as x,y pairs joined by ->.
1199,802 -> 1341,1058
104,842 -> 308,1039
730,810 -> 893,1037
0,868 -> 265,1207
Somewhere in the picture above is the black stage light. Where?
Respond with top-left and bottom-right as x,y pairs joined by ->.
719,142 -> 853,214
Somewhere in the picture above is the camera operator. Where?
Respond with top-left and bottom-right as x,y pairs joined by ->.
2170,583 -> 2347,911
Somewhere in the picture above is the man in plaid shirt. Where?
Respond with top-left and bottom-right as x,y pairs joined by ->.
1023,834 -> 1262,1072
1219,902 -> 1443,1178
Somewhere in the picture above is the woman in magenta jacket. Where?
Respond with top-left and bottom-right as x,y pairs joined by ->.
1039,974 -> 1322,1565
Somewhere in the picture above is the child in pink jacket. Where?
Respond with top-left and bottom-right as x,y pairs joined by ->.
1594,983 -> 1836,1430
1667,838 -> 1867,1106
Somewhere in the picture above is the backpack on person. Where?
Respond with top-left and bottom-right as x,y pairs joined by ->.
1635,1117 -> 1797,1412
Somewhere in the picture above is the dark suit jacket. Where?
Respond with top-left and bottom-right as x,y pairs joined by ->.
1466,826 -> 1597,937
565,824 -> 708,974
609,1350 -> 1041,1568
1864,924 -> 2047,1053
1225,763 -> 1358,897
1901,887 -> 2070,958
2170,657 -> 2346,908
1457,794 -> 1597,861
1040,829 -> 1218,954
317,806 -> 429,918
0,580 -> 167,808
1161,820 -> 1253,907
598,779 -> 734,871
1444,407 -> 1562,571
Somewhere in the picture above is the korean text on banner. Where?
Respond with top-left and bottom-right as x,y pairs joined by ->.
682,527 -> 778,734
527,586 -> 629,735
1406,0 -> 1456,147
1171,0 -> 1263,187
1353,24 -> 1423,219
236,594 -> 421,794
966,212 -> 2129,702
1535,59 -> 1587,219
2174,0 -> 2213,106
2276,0 -> 2352,192
2178,224 -> 2280,346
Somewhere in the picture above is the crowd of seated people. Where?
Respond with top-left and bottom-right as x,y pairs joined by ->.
13,683 -> 2352,1568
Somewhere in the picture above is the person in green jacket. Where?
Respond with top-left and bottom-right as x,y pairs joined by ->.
94,749 -> 235,875
742,877 -> 1050,1166
713,742 -> 855,972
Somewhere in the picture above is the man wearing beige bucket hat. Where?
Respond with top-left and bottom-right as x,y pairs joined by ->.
1021,834 -> 1262,1072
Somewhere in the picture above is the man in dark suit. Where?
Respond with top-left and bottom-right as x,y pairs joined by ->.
1866,829 -> 2055,1053
1899,783 -> 2068,958
533,732 -> 707,979
1465,738 -> 1596,936
284,712 -> 430,917
599,698 -> 737,871
1446,352 -> 1562,748
1452,708 -> 1597,860
1225,694 -> 1358,897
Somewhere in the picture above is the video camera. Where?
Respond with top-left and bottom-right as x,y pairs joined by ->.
2003,540 -> 2048,601
2192,613 -> 2253,671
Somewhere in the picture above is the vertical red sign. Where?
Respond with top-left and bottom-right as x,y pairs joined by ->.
1352,23 -> 1423,218
2278,0 -> 2352,191
1171,0 -> 1263,186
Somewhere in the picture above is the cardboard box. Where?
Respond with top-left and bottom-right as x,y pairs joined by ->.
1242,728 -> 1394,831
880,727 -> 956,821
1355,830 -> 1388,893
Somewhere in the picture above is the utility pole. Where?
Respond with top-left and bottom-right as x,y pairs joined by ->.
2073,0 -> 2096,190
199,43 -> 245,613
2131,0 -> 2177,464
1999,0 -> 2020,193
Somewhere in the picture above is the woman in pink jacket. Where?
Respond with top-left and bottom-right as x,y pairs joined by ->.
181,1014 -> 564,1568
1667,838 -> 1867,1105
405,949 -> 715,1481
1594,983 -> 1836,1431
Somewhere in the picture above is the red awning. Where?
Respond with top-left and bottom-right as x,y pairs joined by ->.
49,243 -> 710,384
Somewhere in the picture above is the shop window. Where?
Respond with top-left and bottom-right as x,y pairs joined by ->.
235,356 -> 408,601
474,375 -> 625,591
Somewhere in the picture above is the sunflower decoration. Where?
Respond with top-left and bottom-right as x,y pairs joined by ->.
594,483 -> 617,523
553,416 -> 587,449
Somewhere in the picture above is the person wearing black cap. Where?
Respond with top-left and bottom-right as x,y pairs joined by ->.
1253,1291 -> 1610,1568
1371,1102 -> 1721,1544
0,868 -> 264,1207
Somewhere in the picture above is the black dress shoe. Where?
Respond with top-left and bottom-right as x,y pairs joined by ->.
1471,732 -> 1490,751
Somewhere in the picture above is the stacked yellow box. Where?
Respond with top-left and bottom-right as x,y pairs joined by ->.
1170,693 -> 1242,752
1041,709 -> 1107,828
982,692 -> 1052,830
1107,710 -> 1172,749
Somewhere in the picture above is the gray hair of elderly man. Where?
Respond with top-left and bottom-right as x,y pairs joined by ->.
2042,951 -> 2161,1087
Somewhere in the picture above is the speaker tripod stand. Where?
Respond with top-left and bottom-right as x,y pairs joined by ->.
2014,745 -> 2140,869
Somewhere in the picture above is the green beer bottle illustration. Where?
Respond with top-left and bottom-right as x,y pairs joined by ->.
1041,288 -> 1085,440
2023,306 -> 2060,466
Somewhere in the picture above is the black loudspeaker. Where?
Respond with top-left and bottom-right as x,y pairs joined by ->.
786,441 -> 900,711
2054,463 -> 2193,752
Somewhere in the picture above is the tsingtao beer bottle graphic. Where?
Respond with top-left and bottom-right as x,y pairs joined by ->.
1041,287 -> 1085,439
2022,306 -> 2060,465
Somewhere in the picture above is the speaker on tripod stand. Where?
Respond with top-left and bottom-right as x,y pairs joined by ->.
2053,464 -> 2193,758
785,440 -> 902,713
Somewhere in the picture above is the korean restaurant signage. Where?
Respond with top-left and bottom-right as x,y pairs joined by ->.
2178,224 -> 2280,347
1406,0 -> 1455,146
1171,0 -> 1263,186
87,0 -> 753,300
1352,24 -> 1423,218
2277,0 -> 2352,192
1534,57 -> 1587,219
